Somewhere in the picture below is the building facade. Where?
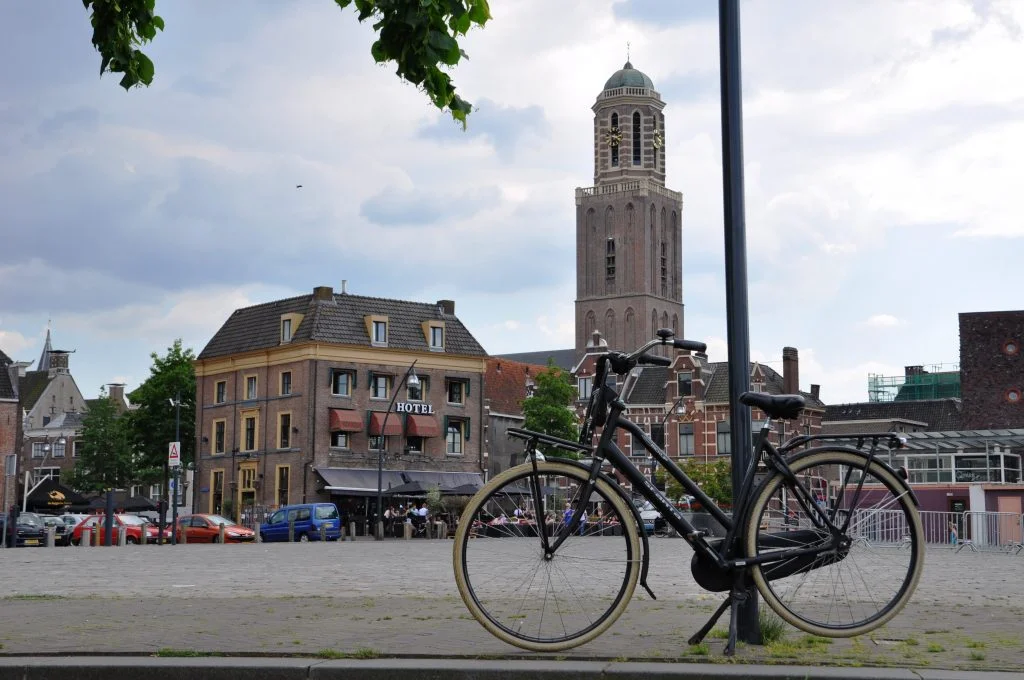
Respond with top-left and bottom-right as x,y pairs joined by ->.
575,61 -> 684,357
1,349 -> 20,514
959,310 -> 1023,430
193,286 -> 488,532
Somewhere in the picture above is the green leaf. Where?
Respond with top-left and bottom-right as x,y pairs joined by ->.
136,51 -> 154,85
152,15 -> 164,31
468,0 -> 490,25
444,43 -> 461,66
370,40 -> 387,63
454,12 -> 471,34
427,29 -> 457,53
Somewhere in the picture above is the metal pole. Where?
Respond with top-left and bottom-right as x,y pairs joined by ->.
719,0 -> 760,644
376,361 -> 418,541
103,488 -> 115,546
172,391 -> 180,546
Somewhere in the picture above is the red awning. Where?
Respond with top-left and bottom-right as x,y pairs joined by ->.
329,409 -> 364,433
406,414 -> 442,438
368,411 -> 403,436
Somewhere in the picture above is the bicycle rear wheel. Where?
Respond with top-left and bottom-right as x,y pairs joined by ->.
453,461 -> 641,652
744,448 -> 924,637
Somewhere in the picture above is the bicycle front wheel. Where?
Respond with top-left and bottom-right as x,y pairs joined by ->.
453,461 -> 641,652
744,449 -> 925,637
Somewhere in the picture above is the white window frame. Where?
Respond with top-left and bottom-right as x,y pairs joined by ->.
331,370 -> 352,397
246,376 -> 257,400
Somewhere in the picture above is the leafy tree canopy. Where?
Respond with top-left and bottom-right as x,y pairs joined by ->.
521,361 -> 580,459
127,339 -> 197,485
66,387 -> 136,494
658,458 -> 733,509
82,0 -> 490,127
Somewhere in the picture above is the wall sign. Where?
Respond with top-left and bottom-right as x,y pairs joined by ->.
395,402 -> 435,415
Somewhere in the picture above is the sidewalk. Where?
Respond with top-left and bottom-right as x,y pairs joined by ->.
0,540 -> 1021,674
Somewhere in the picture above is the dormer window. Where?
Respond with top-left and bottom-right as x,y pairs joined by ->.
423,321 -> 445,351
373,321 -> 387,343
366,315 -> 389,346
281,318 -> 292,342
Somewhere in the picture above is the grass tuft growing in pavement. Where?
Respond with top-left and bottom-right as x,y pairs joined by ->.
759,610 -> 786,644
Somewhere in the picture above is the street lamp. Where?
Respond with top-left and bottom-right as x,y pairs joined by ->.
169,393 -> 182,545
375,362 -> 419,541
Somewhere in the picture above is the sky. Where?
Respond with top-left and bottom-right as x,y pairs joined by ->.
1,0 -> 1022,405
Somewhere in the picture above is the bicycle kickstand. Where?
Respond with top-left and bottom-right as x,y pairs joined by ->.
686,595 -> 731,647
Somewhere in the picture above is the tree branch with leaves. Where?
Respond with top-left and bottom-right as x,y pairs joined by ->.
521,361 -> 580,459
82,0 -> 490,127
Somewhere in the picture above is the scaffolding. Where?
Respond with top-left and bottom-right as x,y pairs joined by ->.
868,364 -> 961,402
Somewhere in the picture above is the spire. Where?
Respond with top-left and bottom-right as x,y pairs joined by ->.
37,328 -> 52,372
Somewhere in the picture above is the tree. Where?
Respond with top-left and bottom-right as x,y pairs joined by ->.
66,387 -> 136,494
127,339 -> 197,486
521,361 -> 580,459
82,0 -> 490,127
658,458 -> 734,509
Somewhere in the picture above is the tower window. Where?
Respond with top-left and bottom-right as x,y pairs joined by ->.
610,113 -> 619,167
632,112 -> 641,166
660,242 -> 667,296
606,238 -> 616,279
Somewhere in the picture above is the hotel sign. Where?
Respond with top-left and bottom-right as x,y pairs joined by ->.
394,402 -> 435,415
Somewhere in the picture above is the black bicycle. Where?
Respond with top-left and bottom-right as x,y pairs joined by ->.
453,330 -> 924,654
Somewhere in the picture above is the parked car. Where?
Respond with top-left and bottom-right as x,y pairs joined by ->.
70,514 -> 162,545
176,514 -> 255,543
60,513 -> 89,529
0,513 -> 47,547
38,515 -> 72,546
259,503 -> 341,542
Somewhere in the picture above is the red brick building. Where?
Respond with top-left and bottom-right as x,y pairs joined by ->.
1,349 -> 20,514
959,310 -> 1024,430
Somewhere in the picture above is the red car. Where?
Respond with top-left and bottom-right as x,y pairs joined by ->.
70,514 -> 162,545
176,514 -> 255,543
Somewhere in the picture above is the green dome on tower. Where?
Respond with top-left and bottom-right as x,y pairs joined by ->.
603,61 -> 654,90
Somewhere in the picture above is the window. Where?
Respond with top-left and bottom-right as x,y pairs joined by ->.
371,374 -> 390,399
281,318 -> 292,342
245,376 -> 257,400
447,379 -> 468,404
406,436 -> 424,453
660,242 -> 667,296
280,371 -> 292,396
369,435 -> 388,451
610,112 -> 619,167
52,441 -> 66,458
650,424 -> 665,449
632,111 -> 642,166
331,431 -> 350,449
331,370 -> 352,397
276,466 -> 290,508
407,377 -> 426,401
213,420 -> 226,454
678,423 -> 695,456
373,320 -> 387,344
244,415 -> 257,451
211,470 -> 224,515
150,484 -> 162,501
446,417 -> 470,455
72,440 -> 79,458
716,420 -> 731,455
42,416 -> 50,426
278,413 -> 291,449
677,371 -> 692,397
130,484 -> 143,498
606,238 -> 616,278
215,381 -> 226,404
31,443 -> 45,459
32,467 -> 60,485
430,326 -> 443,349
577,376 -> 593,400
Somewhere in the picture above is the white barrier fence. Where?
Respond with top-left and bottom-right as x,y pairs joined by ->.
847,509 -> 1024,554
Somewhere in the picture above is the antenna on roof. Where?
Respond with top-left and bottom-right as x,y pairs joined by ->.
626,41 -> 630,62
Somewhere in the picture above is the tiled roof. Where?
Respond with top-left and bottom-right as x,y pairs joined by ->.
626,366 -> 669,405
198,292 -> 487,360
0,365 -> 16,400
484,358 -> 534,415
702,361 -> 825,408
824,399 -> 963,432
0,348 -> 11,365
494,348 -> 576,372
18,371 -> 52,411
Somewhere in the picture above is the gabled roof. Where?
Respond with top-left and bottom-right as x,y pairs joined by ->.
702,361 -> 825,408
626,366 -> 669,405
198,292 -> 487,360
0,348 -> 12,365
0,364 -> 16,400
494,348 -> 576,373
18,371 -> 52,411
824,399 -> 963,432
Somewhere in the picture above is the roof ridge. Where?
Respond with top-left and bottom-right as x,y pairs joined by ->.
333,292 -> 450,311
231,293 -> 311,314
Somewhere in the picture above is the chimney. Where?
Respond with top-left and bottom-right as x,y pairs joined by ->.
107,383 -> 125,406
437,299 -> 455,315
810,384 -> 820,401
782,347 -> 799,395
313,285 -> 334,301
341,280 -> 348,295
48,350 -> 70,376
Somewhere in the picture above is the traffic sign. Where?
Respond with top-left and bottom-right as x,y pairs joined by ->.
168,441 -> 181,468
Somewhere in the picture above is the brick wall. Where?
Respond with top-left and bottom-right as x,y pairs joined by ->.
959,311 -> 1024,429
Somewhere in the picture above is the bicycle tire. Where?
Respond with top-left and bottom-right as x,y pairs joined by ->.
453,461 -> 641,652
744,448 -> 924,637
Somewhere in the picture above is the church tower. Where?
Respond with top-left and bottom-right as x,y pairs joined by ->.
575,62 -> 684,355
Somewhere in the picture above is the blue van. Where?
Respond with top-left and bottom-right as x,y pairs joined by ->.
259,503 -> 342,542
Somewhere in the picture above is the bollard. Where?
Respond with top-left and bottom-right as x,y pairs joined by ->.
219,523 -> 226,543
403,522 -> 413,540
141,523 -> 149,545
375,520 -> 384,541
255,525 -> 262,543
320,524 -> 326,542
81,528 -> 91,547
288,518 -> 295,542
45,526 -> 56,548
94,525 -> 101,547
118,526 -> 127,546
181,525 -> 188,545
437,521 -> 448,540
349,521 -> 357,540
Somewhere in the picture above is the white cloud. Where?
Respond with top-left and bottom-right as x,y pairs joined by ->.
864,314 -> 903,328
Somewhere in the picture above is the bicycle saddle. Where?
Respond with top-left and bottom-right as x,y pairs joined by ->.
739,392 -> 805,420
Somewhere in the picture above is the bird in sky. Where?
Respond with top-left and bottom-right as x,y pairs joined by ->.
296,184 -> 303,189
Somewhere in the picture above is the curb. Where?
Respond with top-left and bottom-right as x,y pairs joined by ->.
0,657 -> 1021,680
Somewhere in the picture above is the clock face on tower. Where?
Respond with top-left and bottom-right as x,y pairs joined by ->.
652,130 -> 664,149
603,127 -> 622,147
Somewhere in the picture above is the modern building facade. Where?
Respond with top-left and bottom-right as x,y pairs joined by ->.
959,310 -> 1023,430
193,286 -> 488,532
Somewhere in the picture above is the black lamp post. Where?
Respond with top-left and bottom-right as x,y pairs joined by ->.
169,392 -> 182,545
375,361 -> 419,541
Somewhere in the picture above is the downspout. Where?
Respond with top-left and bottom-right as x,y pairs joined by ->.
260,361 -> 269,508
304,355 -> 318,503
196,366 -> 206,514
478,369 -> 486,479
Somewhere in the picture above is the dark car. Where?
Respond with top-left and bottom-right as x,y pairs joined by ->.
38,515 -> 72,546
0,514 -> 47,548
